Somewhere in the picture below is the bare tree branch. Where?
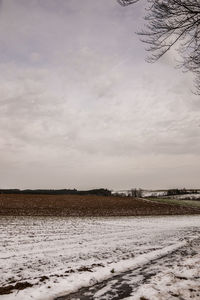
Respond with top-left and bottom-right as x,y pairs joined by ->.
118,0 -> 200,93
117,0 -> 139,6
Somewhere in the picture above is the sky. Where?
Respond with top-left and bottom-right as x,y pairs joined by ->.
0,0 -> 199,190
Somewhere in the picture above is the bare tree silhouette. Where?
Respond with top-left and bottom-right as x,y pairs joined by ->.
118,0 -> 200,93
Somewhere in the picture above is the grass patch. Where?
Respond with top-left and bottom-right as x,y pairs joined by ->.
147,197 -> 200,208
111,268 -> 115,273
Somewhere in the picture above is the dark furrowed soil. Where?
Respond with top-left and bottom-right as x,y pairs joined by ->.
0,194 -> 200,216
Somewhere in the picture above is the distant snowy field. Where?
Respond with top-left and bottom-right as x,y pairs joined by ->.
1,215 -> 200,300
172,193 -> 200,200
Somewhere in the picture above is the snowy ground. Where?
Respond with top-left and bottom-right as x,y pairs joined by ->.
0,215 -> 200,300
172,194 -> 200,200
58,237 -> 200,300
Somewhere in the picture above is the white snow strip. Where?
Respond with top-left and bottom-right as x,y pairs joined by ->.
1,241 -> 186,300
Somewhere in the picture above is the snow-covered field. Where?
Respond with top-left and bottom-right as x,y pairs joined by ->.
172,193 -> 200,200
0,215 -> 200,300
142,191 -> 166,197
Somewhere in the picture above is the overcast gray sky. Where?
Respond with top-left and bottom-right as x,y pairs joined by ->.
0,0 -> 199,190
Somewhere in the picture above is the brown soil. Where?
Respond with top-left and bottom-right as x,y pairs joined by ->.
0,281 -> 33,295
0,194 -> 200,216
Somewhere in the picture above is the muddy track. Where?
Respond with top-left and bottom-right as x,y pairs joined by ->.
56,238 -> 199,300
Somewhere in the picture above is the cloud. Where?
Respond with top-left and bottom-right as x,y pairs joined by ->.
0,0 -> 199,189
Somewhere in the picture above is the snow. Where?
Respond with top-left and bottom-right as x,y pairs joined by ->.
172,193 -> 200,200
0,215 -> 200,300
127,251 -> 200,300
142,191 -> 166,197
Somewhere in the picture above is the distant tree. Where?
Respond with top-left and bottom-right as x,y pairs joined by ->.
118,0 -> 200,93
130,188 -> 143,197
166,188 -> 188,196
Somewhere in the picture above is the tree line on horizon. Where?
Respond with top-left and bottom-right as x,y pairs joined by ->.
0,188 -> 112,196
0,188 -> 199,198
